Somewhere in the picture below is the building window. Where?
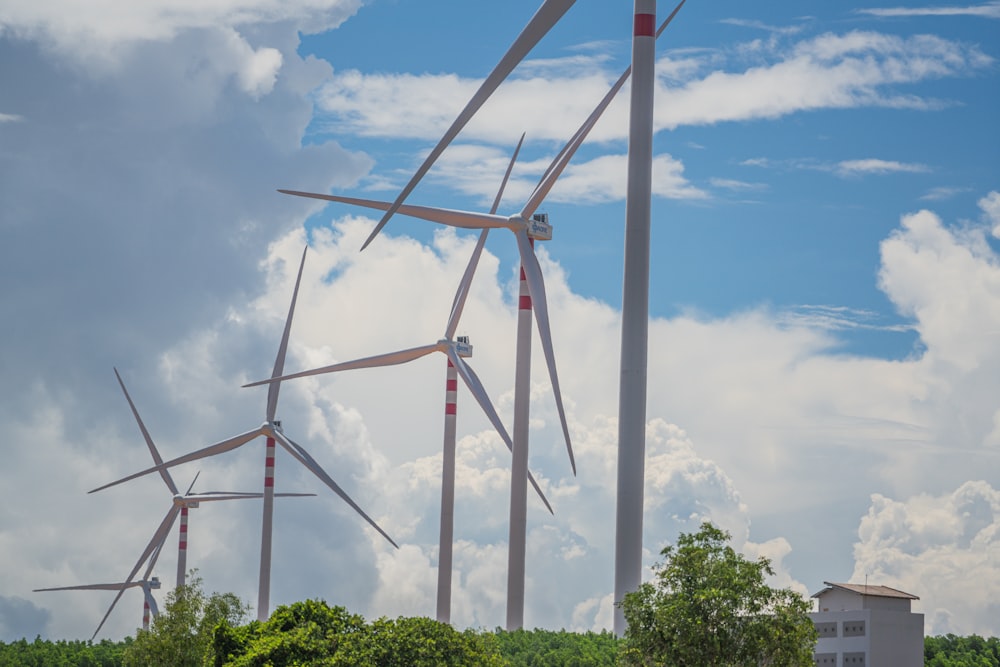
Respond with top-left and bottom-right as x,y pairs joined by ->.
813,653 -> 836,665
844,652 -> 866,665
844,621 -> 866,637
815,622 -> 838,637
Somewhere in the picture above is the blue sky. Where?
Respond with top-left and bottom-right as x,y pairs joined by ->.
1,0 -> 999,642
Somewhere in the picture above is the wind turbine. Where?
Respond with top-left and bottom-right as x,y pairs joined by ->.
359,0 -> 576,249
274,4 -> 684,629
244,135 -> 555,623
35,575 -> 162,634
90,246 -> 399,623
113,367 -> 314,590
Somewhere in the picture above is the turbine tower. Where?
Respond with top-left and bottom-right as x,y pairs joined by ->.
614,0 -> 687,635
90,246 -> 398,623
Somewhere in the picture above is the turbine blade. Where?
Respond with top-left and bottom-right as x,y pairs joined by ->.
184,471 -> 201,496
516,230 -> 576,475
114,368 -> 179,496
91,505 -> 180,639
520,3 -> 683,219
35,583 -> 133,592
270,432 -> 399,549
144,588 -> 160,618
359,0 -> 576,250
266,245 -> 308,423
279,190 -> 509,232
88,428 -> 263,494
444,133 -> 526,340
242,344 -> 442,388
448,349 -> 553,514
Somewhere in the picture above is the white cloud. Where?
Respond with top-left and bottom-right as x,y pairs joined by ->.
835,158 -> 931,176
979,190 -> 1000,238
312,30 -> 991,146
852,481 -> 1000,635
858,3 -> 1000,18
0,113 -> 23,122
921,185 -> 971,201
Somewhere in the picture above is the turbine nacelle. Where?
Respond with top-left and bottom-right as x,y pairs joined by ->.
526,213 -> 552,241
149,577 -> 161,590
171,494 -> 199,508
454,336 -> 473,359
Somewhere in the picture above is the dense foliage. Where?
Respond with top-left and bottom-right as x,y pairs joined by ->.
122,576 -> 251,667
493,628 -> 618,666
926,634 -> 1000,667
0,637 -> 128,666
213,599 -> 504,666
619,522 -> 817,666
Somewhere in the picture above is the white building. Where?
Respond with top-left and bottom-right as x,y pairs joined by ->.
810,582 -> 923,667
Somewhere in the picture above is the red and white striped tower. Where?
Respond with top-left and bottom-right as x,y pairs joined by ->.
258,436 -> 277,621
176,505 -> 189,588
614,0 -> 657,636
437,359 -> 459,622
506,245 -> 534,630
142,598 -> 151,630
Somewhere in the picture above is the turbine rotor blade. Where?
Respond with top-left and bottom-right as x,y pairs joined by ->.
114,368 -> 179,496
35,583 -> 140,592
279,190 -> 509,232
88,428 -> 263,494
270,431 -> 399,548
516,230 -> 576,475
445,133 -> 526,340
447,348 -> 553,514
243,343 -> 443,388
359,0 -> 576,249
267,245 -> 308,423
184,471 -> 201,496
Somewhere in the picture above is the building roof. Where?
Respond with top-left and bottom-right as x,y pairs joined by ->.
812,582 -> 919,600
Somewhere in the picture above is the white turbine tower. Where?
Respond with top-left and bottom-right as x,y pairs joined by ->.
244,136 -> 556,623
90,246 -> 398,622
360,0 -> 576,249
614,0 -> 685,635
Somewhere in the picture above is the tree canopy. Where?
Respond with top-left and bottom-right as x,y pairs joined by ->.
619,521 -> 816,666
123,575 -> 250,667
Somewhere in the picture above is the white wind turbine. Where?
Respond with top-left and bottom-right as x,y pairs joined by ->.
275,5 -> 684,629
90,246 -> 398,622
244,135 -> 556,624
35,573 -> 162,634
359,0 -> 576,249
113,367 -> 314,590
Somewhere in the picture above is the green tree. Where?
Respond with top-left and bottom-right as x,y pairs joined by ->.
123,575 -> 250,667
619,522 -> 816,666
494,628 -> 619,666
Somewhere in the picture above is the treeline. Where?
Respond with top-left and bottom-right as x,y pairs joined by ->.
926,634 -> 1000,667
5,628 -> 1000,666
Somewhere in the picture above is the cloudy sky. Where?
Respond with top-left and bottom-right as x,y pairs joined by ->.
2,0 -> 999,642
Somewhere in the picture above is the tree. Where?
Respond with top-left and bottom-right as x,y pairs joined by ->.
619,522 -> 816,666
212,599 -> 505,667
123,575 -> 250,667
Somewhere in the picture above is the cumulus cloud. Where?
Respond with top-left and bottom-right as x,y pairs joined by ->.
852,481 -> 1000,635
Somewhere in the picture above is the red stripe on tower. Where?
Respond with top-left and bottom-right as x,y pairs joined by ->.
179,541 -> 187,549
634,13 -> 655,37
445,403 -> 457,415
